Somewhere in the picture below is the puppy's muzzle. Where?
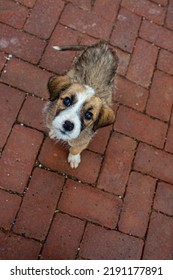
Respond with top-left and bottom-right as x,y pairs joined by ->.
63,120 -> 74,132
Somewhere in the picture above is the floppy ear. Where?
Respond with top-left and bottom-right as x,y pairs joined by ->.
47,75 -> 71,101
93,104 -> 115,131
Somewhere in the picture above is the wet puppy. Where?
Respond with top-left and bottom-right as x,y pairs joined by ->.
45,41 -> 118,168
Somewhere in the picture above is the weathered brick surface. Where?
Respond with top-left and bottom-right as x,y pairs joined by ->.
0,190 -> 21,230
143,212 -> 173,259
40,24 -> 80,74
146,70 -> 173,122
0,83 -> 25,147
93,0 -> 121,22
157,49 -> 173,76
18,96 -> 46,132
127,39 -> 158,88
60,4 -> 113,40
58,180 -> 122,229
140,20 -> 173,52
134,143 -> 173,184
13,168 -> 64,240
24,0 -> 64,39
110,8 -> 141,53
153,182 -> 173,216
17,0 -> 36,8
0,0 -> 29,29
41,213 -> 85,260
0,53 -> 6,71
115,106 -> 167,148
39,138 -> 102,184
0,125 -> 43,193
80,223 -> 144,260
114,76 -> 148,111
118,172 -> 156,237
1,58 -> 51,99
97,132 -> 136,196
0,0 -> 173,261
0,231 -> 41,260
0,23 -> 45,64
122,0 -> 166,25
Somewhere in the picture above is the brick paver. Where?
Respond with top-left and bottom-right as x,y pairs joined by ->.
0,0 -> 173,260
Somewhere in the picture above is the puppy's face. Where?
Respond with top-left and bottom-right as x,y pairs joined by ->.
46,75 -> 115,141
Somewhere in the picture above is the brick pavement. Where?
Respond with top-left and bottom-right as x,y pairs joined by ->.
0,0 -> 173,260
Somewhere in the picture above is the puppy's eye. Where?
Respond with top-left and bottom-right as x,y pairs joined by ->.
85,111 -> 93,120
63,97 -> 73,107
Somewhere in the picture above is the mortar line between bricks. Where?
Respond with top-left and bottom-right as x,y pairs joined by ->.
163,0 -> 170,26
37,2 -> 68,66
37,177 -> 68,259
163,102 -> 173,150
10,135 -> 46,233
75,220 -> 88,259
108,0 -> 123,43
0,90 -> 27,156
140,179 -> 159,260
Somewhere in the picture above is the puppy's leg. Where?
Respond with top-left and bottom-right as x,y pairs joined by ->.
68,140 -> 90,168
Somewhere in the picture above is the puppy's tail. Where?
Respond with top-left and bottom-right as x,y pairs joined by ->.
53,45 -> 89,51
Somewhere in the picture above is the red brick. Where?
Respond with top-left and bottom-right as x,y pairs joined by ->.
115,48 -> 130,76
127,39 -> 158,88
39,138 -> 102,184
154,182 -> 173,216
40,24 -> 80,74
110,8 -> 141,53
60,4 -> 112,40
118,172 -> 156,237
0,23 -> 45,64
152,0 -> 168,6
0,125 -> 43,193
115,106 -> 167,148
41,213 -> 85,259
69,0 -> 92,10
17,0 -> 36,8
140,20 -> 173,53
58,180 -> 122,229
80,223 -> 143,259
18,96 -> 47,132
134,143 -> 173,184
0,83 -> 25,147
166,0 -> 173,30
88,125 -> 112,154
114,76 -> 148,111
0,190 -> 21,230
165,124 -> 173,153
0,0 -> 28,29
0,52 -> 6,72
97,132 -> 136,196
93,0 -> 121,22
0,231 -> 41,260
13,168 -> 64,240
146,70 -> 173,122
122,0 -> 166,25
1,58 -> 51,99
157,49 -> 173,76
24,0 -> 64,39
143,212 -> 173,259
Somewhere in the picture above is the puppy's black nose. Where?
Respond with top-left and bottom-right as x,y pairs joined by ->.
63,120 -> 74,131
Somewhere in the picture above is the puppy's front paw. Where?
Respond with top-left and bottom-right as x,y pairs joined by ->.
68,153 -> 81,168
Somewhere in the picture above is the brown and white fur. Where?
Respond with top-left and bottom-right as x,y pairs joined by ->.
45,41 -> 118,168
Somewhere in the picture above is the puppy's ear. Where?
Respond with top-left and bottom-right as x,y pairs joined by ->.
93,105 -> 115,131
47,75 -> 71,101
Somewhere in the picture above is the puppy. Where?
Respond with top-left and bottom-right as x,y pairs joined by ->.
45,41 -> 118,168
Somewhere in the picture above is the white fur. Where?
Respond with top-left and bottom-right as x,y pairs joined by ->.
49,85 -> 94,142
68,153 -> 81,168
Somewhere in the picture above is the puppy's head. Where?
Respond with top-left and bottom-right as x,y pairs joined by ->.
46,75 -> 115,141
